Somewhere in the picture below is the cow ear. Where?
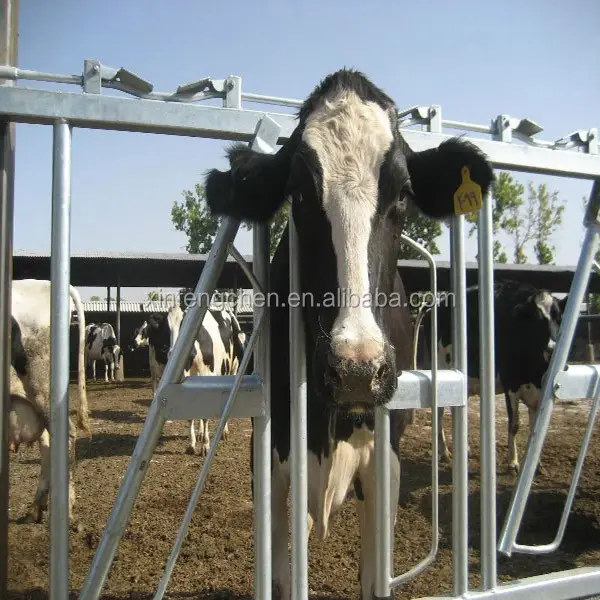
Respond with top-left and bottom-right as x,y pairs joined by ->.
205,130 -> 299,224
406,138 -> 495,220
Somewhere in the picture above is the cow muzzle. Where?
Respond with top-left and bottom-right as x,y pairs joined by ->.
324,345 -> 396,408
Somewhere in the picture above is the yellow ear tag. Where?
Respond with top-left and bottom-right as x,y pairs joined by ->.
453,166 -> 483,216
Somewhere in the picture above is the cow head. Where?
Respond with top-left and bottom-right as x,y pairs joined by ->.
205,69 -> 494,410
513,290 -> 565,361
128,321 -> 149,352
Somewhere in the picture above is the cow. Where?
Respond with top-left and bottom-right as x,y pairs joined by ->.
9,278 -> 90,524
85,322 -> 121,383
132,305 -> 246,455
203,68 -> 495,599
420,280 -> 567,473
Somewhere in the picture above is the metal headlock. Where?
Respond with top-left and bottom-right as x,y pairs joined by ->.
2,8 -> 600,597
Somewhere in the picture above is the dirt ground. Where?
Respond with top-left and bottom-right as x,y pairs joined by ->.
7,377 -> 600,599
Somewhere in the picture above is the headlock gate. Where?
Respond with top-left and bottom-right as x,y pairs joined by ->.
2,2 -> 600,599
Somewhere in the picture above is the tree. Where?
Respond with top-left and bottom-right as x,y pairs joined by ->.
90,295 -> 101,301
398,208 -> 442,260
147,290 -> 164,301
466,172 -> 565,265
171,183 -> 288,258
531,182 -> 565,265
466,171 -> 522,263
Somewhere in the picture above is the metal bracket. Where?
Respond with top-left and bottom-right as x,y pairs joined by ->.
224,76 -> 242,109
82,59 -> 154,96
82,59 -> 102,94
495,114 -> 544,144
555,128 -> 598,155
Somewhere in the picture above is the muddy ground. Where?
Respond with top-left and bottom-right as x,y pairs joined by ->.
7,377 -> 600,599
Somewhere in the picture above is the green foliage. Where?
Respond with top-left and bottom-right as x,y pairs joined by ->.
399,209 -> 442,260
466,172 -> 565,265
90,295 -> 100,301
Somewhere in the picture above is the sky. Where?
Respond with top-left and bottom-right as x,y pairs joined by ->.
10,0 -> 600,301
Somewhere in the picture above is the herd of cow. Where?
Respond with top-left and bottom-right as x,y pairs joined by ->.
6,69 -> 576,599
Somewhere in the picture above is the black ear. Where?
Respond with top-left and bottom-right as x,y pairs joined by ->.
205,130 -> 299,224
406,138 -> 495,219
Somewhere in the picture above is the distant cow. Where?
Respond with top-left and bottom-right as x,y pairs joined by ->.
204,68 -> 494,597
422,280 -> 567,472
9,278 -> 90,524
85,322 -> 121,382
132,305 -> 247,455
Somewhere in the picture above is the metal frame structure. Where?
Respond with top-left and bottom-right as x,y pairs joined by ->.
2,2 -> 600,598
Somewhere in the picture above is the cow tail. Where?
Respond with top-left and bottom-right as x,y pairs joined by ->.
70,285 -> 91,437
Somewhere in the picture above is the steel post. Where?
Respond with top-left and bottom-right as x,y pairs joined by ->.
374,406 -> 392,599
289,210 -> 308,600
253,220 -> 272,600
478,192 -> 497,589
450,216 -> 469,596
49,119 -> 73,600
0,2 -> 18,597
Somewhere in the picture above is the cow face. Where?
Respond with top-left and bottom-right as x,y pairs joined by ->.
129,321 -> 149,352
205,69 -> 494,410
514,291 -> 565,361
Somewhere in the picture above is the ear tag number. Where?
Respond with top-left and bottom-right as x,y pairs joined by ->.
453,166 -> 483,216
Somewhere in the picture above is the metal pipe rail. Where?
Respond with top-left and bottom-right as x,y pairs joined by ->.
374,233 -> 440,594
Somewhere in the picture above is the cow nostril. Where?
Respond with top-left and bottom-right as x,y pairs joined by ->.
376,364 -> 388,380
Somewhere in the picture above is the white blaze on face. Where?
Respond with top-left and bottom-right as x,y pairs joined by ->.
302,91 -> 394,363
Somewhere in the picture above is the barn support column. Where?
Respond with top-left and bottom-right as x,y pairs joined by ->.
0,1 -> 18,597
115,277 -> 124,381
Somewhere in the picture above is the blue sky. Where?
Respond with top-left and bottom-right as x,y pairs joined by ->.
11,0 -> 600,301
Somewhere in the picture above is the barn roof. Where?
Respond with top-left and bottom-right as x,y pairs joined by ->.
12,250 -> 600,293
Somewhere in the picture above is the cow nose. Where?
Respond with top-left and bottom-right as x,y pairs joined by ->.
325,349 -> 390,393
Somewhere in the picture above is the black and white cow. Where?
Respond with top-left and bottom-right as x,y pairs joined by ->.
9,278 -> 90,524
85,322 -> 121,383
422,280 -> 567,472
204,68 -> 495,599
131,305 -> 246,455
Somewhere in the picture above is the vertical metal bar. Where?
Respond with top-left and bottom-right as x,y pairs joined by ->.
450,216 -> 469,596
289,209 -> 308,600
374,406 -> 391,598
79,216 -> 241,600
498,215 -> 600,556
50,119 -> 72,600
116,277 -> 121,344
253,220 -> 271,600
478,194 -> 497,589
0,4 -> 18,598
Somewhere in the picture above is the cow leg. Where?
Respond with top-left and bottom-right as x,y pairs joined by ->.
506,391 -> 520,473
20,429 -> 51,524
222,419 -> 229,441
104,360 -> 109,383
438,407 -> 451,462
186,420 -> 197,455
356,446 -> 400,600
92,360 -> 96,382
271,454 -> 291,600
524,384 -> 545,476
199,419 -> 210,457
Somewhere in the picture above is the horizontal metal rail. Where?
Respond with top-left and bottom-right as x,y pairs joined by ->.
417,566 -> 600,600
1,85 -> 600,179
